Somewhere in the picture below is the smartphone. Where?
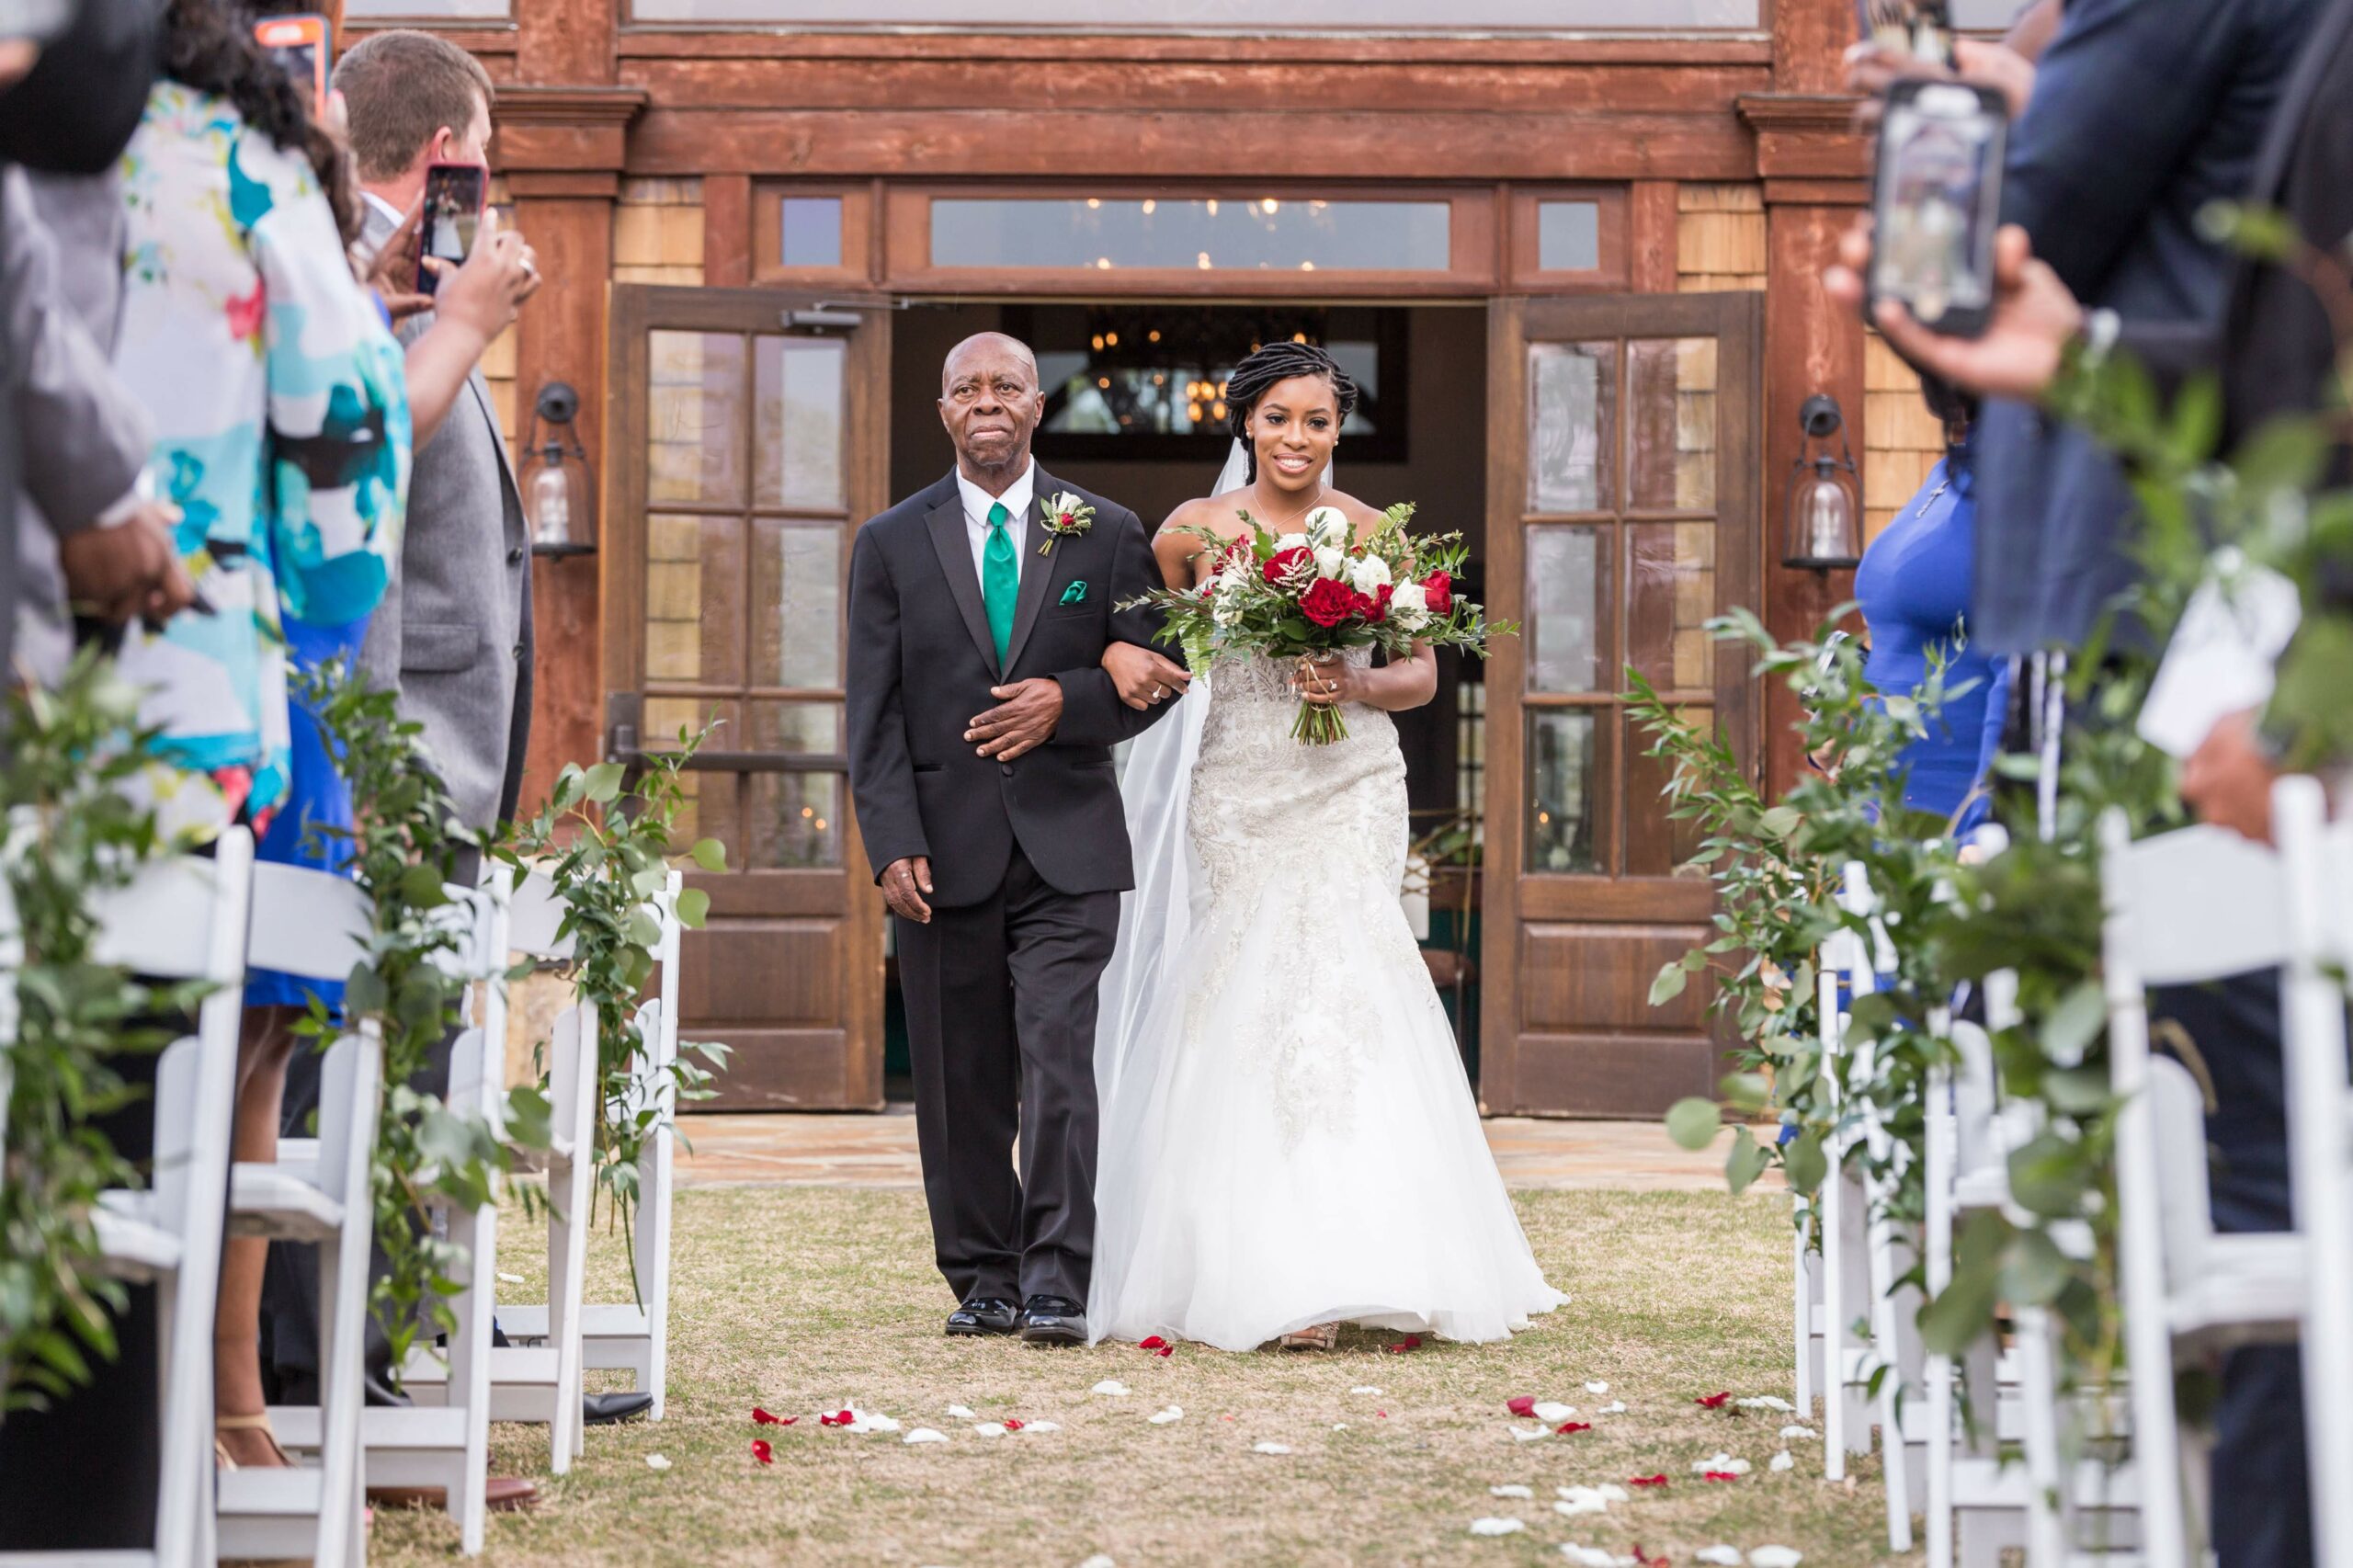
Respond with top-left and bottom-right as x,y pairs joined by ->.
253,14 -> 330,119
415,162 -> 488,297
1869,77 -> 2007,339
1856,0 -> 1955,66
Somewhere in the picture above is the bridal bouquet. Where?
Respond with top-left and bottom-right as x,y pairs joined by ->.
1120,503 -> 1513,744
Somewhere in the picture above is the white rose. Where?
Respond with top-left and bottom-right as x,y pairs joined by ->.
1305,507 -> 1349,547
1274,531 -> 1309,552
1313,545 -> 1347,580
1347,555 -> 1392,595
1388,580 -> 1429,629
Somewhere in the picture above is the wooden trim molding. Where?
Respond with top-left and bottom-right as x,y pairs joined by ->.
612,30 -> 1775,67
493,85 -> 649,175
1735,90 -> 1869,180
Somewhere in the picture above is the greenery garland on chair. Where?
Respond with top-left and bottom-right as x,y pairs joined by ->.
0,653 -> 196,1412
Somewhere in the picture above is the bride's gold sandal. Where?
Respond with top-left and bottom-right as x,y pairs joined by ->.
1279,1322 -> 1340,1351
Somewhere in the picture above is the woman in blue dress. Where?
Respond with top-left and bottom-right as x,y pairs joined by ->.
1854,382 -> 2011,835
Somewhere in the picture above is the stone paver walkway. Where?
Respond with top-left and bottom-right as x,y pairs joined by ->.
676,1108 -> 1770,1193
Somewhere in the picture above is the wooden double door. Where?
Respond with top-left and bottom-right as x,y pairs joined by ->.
606,284 -> 1760,1117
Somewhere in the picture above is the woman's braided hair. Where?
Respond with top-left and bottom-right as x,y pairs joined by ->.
1224,340 -> 1358,483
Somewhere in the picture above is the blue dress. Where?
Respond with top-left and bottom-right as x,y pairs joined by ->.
1854,440 -> 2011,834
244,614 -> 369,1012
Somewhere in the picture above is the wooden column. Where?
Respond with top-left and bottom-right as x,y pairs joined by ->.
494,85 -> 646,813
1738,74 -> 1869,798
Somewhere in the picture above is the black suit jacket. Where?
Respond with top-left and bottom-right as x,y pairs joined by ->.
1971,0 -> 2323,654
846,466 -> 1179,909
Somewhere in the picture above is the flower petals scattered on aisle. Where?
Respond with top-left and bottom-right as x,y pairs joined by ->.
1467,1517 -> 1527,1537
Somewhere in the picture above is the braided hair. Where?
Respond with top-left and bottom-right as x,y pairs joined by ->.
1224,340 -> 1358,483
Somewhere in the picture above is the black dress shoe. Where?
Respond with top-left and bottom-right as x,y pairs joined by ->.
1017,1294 -> 1086,1346
584,1391 -> 654,1425
946,1297 -> 1020,1336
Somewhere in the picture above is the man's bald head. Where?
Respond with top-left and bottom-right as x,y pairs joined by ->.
938,332 -> 1047,488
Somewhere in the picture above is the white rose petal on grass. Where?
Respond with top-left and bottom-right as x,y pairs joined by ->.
1585,1381 -> 1609,1394
1561,1548 -> 1633,1568
1532,1402 -> 1578,1425
496,1271 -> 527,1286
1693,1452 -> 1752,1475
1092,1381 -> 1132,1397
1025,1421 -> 1062,1434
1490,1484 -> 1534,1500
1597,1484 -> 1630,1503
1597,1401 -> 1628,1415
904,1428 -> 949,1446
1333,1423 -> 1349,1432
1770,1450 -> 1796,1472
1468,1517 -> 1527,1538
1148,1405 -> 1184,1426
1253,1442 -> 1294,1455
643,1453 -> 671,1471
972,1423 -> 1008,1438
1749,1549 -> 1804,1567
1738,1395 -> 1797,1413
1078,1556 -> 1118,1568
1507,1426 -> 1552,1443
848,1412 -> 901,1436
1697,1547 -> 1745,1566
1553,1488 -> 1609,1517
1349,1386 -> 1382,1396
1779,1425 -> 1820,1441
945,1404 -> 975,1420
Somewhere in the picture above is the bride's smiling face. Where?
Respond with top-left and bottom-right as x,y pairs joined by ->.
1247,374 -> 1341,494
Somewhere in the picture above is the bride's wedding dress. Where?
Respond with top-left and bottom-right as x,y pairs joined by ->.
1088,648 -> 1565,1350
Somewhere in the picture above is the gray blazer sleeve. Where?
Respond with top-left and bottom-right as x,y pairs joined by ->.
1,170 -> 148,536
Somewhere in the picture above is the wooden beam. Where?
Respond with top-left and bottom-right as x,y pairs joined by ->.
1631,180 -> 1679,291
703,173 -> 752,287
614,30 -> 1776,67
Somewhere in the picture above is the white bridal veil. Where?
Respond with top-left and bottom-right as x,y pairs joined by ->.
1091,440 -> 1323,1104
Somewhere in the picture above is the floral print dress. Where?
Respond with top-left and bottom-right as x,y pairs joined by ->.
109,80 -> 409,835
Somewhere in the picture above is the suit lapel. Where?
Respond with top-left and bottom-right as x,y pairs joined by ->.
2250,0 -> 2353,208
924,474 -> 1001,676
1002,468 -> 1064,675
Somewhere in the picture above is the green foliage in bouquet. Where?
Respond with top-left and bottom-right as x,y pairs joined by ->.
301,663 -> 551,1380
0,653 -> 197,1412
495,722 -> 729,1263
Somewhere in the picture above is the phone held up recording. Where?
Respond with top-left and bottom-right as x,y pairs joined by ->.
1868,77 -> 2008,340
253,14 -> 330,120
415,162 -> 489,298
1857,0 -> 1956,67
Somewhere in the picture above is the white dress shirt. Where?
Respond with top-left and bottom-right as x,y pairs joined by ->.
956,460 -> 1034,583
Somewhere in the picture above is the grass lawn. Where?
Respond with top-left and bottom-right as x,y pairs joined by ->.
369,1186 -> 1914,1567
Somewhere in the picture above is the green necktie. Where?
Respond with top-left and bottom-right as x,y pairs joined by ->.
983,499 -> 1018,667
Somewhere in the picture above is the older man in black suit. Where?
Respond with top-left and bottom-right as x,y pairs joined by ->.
847,332 -> 1184,1345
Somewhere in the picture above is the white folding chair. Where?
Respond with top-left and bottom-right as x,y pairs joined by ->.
1815,924 -> 1875,1481
494,870 -> 684,1423
2268,776 -> 2353,1568
393,867 -> 593,1474
268,874 -> 511,1551
0,831 -> 255,1568
2100,808 -> 2311,1568
210,859 -> 380,1568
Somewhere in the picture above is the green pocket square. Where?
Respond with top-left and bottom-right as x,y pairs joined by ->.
1060,580 -> 1088,606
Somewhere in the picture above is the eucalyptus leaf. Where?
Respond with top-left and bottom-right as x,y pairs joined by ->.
676,888 -> 711,929
1665,1096 -> 1722,1152
584,761 -> 626,803
1725,1125 -> 1770,1195
1783,1131 -> 1827,1195
1649,961 -> 1689,1006
690,836 -> 727,872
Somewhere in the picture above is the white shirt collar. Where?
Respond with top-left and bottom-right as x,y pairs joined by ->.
362,190 -> 406,231
955,460 -> 1037,533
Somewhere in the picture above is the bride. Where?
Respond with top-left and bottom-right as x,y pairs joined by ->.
1088,342 -> 1563,1352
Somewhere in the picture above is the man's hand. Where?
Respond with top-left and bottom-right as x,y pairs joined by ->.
433,205 -> 540,343
1102,642 -> 1191,710
361,193 -> 433,322
2180,708 -> 2282,846
881,856 -> 934,924
1846,38 -> 2035,134
966,677 -> 1063,761
62,500 -> 197,625
1825,222 -> 2084,402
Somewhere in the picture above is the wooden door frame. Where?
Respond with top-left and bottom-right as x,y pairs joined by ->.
603,282 -> 892,1109
1478,288 -> 1763,1117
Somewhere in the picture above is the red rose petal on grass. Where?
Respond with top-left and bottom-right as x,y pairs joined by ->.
1003,1418 -> 1025,1432
819,1409 -> 854,1427
1628,1473 -> 1670,1488
1556,1421 -> 1593,1435
1506,1396 -> 1537,1417
751,1439 -> 773,1465
1695,1391 -> 1733,1409
1154,1345 -> 1173,1357
1386,1335 -> 1423,1354
1139,1335 -> 1166,1350
752,1407 -> 790,1426
1375,1411 -> 1388,1418
1704,1470 -> 1741,1483
1630,1548 -> 1669,1568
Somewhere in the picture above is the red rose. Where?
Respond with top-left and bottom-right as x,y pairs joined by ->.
1420,570 -> 1453,616
1299,576 -> 1358,628
1263,545 -> 1313,586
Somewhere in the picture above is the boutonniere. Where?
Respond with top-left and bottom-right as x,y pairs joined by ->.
1038,492 -> 1096,555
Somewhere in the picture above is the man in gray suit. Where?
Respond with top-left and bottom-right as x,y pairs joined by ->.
339,28 -> 533,835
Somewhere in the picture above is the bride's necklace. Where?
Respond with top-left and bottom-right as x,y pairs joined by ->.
1250,479 -> 1325,533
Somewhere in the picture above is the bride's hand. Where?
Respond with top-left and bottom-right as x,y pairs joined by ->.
1103,642 -> 1192,710
1291,653 -> 1364,709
